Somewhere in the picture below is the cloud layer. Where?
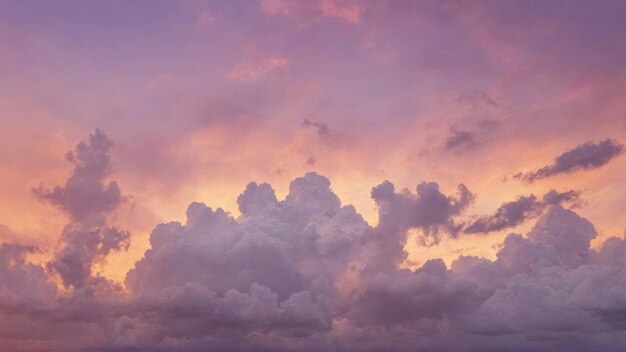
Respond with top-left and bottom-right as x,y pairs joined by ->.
2,131 -> 626,351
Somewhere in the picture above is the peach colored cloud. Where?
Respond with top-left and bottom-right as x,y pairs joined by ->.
227,56 -> 288,81
261,0 -> 363,23
319,0 -> 363,23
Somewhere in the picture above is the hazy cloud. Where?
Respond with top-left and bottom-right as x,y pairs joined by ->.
227,56 -> 288,81
445,129 -> 478,151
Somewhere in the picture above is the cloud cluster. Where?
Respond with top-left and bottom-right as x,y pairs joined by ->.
34,129 -> 130,288
2,131 -> 626,351
516,139 -> 623,183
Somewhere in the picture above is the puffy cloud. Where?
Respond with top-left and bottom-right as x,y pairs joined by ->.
5,131 -> 626,350
48,219 -> 130,288
34,129 -> 130,288
516,139 -> 624,183
526,205 -> 596,268
372,180 -> 473,242
33,129 -> 122,221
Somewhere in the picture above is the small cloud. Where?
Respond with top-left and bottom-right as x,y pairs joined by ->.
456,90 -> 498,109
542,189 -> 583,208
319,0 -> 363,23
227,57 -> 288,81
196,11 -> 214,27
445,128 -> 478,151
302,119 -> 332,139
261,0 -> 363,24
515,138 -> 624,183
261,0 -> 295,16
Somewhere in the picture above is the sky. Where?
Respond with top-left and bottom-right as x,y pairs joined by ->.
0,0 -> 626,351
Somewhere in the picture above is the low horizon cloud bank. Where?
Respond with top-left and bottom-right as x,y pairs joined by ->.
2,130 -> 626,351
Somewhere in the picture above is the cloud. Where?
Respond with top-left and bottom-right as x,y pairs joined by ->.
445,129 -> 478,151
444,119 -> 500,153
32,129 -> 122,221
516,139 -> 624,183
34,129 -> 130,288
463,189 -> 582,234
301,118 -> 347,147
5,132 -> 626,350
195,11 -> 214,27
456,90 -> 498,109
227,56 -> 288,81
463,195 -> 541,234
371,181 -> 473,244
318,0 -> 363,23
542,189 -> 582,207
261,0 -> 364,23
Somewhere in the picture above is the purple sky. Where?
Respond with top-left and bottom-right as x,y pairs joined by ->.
1,1 -> 626,350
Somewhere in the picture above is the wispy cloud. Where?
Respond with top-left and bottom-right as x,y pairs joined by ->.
515,139 -> 624,183
228,56 -> 288,81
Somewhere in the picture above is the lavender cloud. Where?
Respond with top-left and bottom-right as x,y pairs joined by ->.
33,129 -> 122,221
542,189 -> 582,207
463,189 -> 582,234
34,129 -> 130,288
445,129 -> 478,151
516,139 -> 624,183
4,132 -> 626,351
372,181 -> 473,241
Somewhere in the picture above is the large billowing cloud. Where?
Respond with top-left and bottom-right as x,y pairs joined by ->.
515,139 -> 624,183
2,131 -> 626,351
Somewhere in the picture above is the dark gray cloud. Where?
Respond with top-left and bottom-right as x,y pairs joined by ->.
4,132 -> 626,351
463,189 -> 581,234
516,139 -> 624,183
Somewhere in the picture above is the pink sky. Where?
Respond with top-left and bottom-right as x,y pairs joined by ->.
0,1 -> 625,350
